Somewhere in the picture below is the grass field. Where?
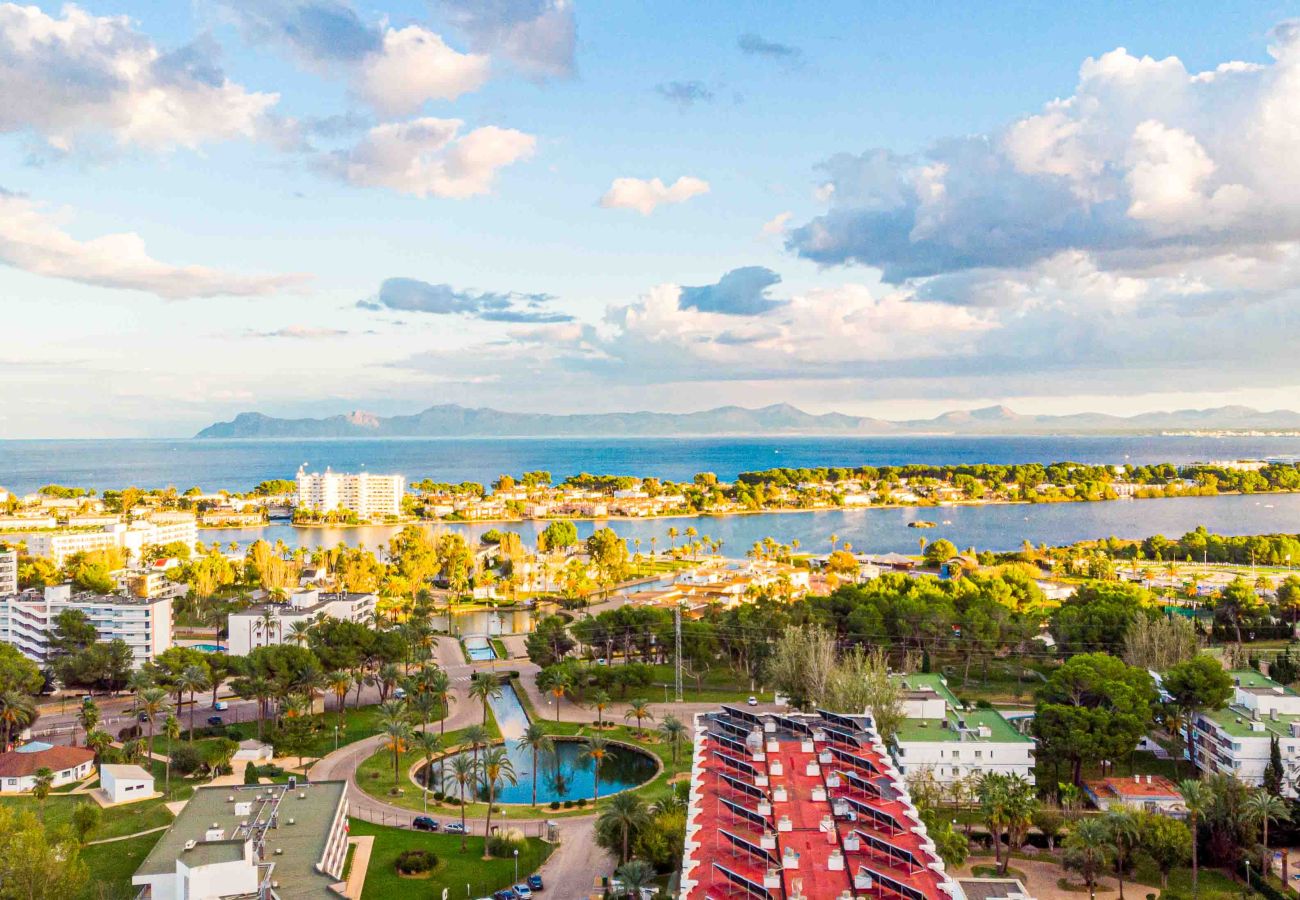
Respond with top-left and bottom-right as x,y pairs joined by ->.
77,830 -> 163,900
0,786 -> 176,842
347,819 -> 553,900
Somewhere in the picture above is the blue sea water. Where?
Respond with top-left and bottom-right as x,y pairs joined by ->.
4,434 -> 1300,495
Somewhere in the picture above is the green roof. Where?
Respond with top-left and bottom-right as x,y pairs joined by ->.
136,782 -> 346,900
896,708 -> 1032,744
894,672 -> 962,708
1201,705 -> 1300,739
1229,669 -> 1300,696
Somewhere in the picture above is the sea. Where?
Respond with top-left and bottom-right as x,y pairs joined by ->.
5,434 -> 1300,555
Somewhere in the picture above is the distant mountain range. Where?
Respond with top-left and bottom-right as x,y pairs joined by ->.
193,403 -> 1300,439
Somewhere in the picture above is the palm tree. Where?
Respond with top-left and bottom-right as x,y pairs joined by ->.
537,668 -> 570,722
139,686 -> 170,750
326,671 -> 353,728
287,619 -> 313,646
410,692 -> 440,735
581,734 -> 610,801
412,731 -> 442,813
428,669 -> 454,739
0,691 -> 36,749
624,698 -> 654,735
379,710 -> 413,787
456,723 -> 485,776
75,700 -> 99,748
86,729 -> 112,763
449,754 -> 477,852
829,533 -> 838,552
178,665 -> 211,741
126,669 -> 154,717
31,767 -> 54,821
469,674 -> 503,725
1180,779 -> 1211,900
163,714 -> 180,794
590,690 -> 611,727
614,860 -> 654,898
978,773 -> 1010,869
516,723 -> 554,807
1105,809 -> 1140,900
658,715 -> 687,764
1245,789 -> 1291,876
667,527 -> 679,553
1063,816 -> 1111,900
598,792 -> 649,863
478,746 -> 517,860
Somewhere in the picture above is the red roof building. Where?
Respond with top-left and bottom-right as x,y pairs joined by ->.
680,706 -> 963,900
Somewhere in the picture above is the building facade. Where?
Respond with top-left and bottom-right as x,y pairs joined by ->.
295,469 -> 404,519
1191,669 -> 1300,796
0,584 -> 173,667
0,550 -> 16,596
891,674 -> 1036,785
0,743 -> 96,793
226,590 -> 377,656
17,519 -> 197,564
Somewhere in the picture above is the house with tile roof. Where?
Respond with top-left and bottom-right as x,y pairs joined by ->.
0,742 -> 95,792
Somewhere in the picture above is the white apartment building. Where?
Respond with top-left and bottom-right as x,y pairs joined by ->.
0,550 -> 16,596
0,584 -> 173,667
133,782 -> 349,900
295,468 -> 405,519
226,589 -> 377,656
1191,669 -> 1300,796
15,518 -> 197,564
891,673 -> 1036,785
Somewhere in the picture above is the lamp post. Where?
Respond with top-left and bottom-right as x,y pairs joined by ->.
334,725 -> 339,751
513,848 -> 519,883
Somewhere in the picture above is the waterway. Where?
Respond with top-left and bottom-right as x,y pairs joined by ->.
200,491 -> 1300,557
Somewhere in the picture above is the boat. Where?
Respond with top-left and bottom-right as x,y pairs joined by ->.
908,521 -> 938,529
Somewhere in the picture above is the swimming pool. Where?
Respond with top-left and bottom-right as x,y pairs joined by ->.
190,643 -> 225,653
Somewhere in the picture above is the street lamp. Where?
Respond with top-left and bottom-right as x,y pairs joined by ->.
334,725 -> 339,751
513,848 -> 519,883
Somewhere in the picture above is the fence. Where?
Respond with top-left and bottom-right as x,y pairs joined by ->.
347,803 -> 555,841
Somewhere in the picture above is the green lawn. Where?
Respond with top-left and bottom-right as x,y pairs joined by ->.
641,662 -> 762,702
348,819 -> 553,900
76,830 -> 163,900
0,788 -> 175,841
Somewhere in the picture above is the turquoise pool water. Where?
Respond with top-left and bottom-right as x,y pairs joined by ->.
464,636 -> 496,661
191,643 -> 225,653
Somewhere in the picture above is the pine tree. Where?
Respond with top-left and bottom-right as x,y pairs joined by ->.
1264,735 -> 1285,797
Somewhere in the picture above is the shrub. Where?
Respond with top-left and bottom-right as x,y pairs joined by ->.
549,800 -> 561,810
394,849 -> 436,875
117,725 -> 142,742
244,761 -> 259,784
577,798 -> 588,807
170,744 -> 203,776
563,799 -> 574,809
486,833 -> 526,859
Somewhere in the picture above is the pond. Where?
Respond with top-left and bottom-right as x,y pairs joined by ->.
419,681 -> 658,804
464,636 -> 496,662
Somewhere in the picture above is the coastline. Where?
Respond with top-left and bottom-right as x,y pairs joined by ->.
199,488 -> 1298,533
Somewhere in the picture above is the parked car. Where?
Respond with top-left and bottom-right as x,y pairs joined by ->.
393,687 -> 407,699
213,701 -> 229,711
138,712 -> 150,722
527,875 -> 543,891
444,822 -> 467,834
206,715 -> 223,726
514,884 -> 533,898
747,696 -> 758,706
412,816 -> 438,832
492,891 -> 514,900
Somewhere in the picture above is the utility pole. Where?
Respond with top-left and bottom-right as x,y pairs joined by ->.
674,603 -> 683,703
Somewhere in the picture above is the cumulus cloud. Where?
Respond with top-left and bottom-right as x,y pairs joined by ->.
216,0 -> 488,115
0,190 -> 305,299
760,211 -> 792,236
656,80 -> 713,107
322,118 -> 535,198
0,2 -> 278,153
737,32 -> 799,60
599,176 -> 710,215
358,277 -> 573,322
679,267 -> 786,315
437,0 -> 576,79
788,29 -> 1300,280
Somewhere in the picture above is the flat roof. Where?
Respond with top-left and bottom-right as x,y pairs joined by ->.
959,878 -> 1034,900
895,709 -> 1031,745
1201,705 -> 1300,739
1085,776 -> 1182,800
136,782 -> 345,900
895,673 -> 962,709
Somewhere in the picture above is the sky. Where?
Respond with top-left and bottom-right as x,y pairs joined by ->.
5,0 -> 1300,437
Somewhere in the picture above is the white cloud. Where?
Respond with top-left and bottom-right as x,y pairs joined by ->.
324,117 -> 536,198
0,191 -> 306,299
354,25 -> 490,116
760,211 -> 792,236
438,0 -> 576,80
0,3 -> 277,153
599,176 -> 710,215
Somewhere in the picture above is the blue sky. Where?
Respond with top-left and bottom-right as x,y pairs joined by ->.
4,0 -> 1300,436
